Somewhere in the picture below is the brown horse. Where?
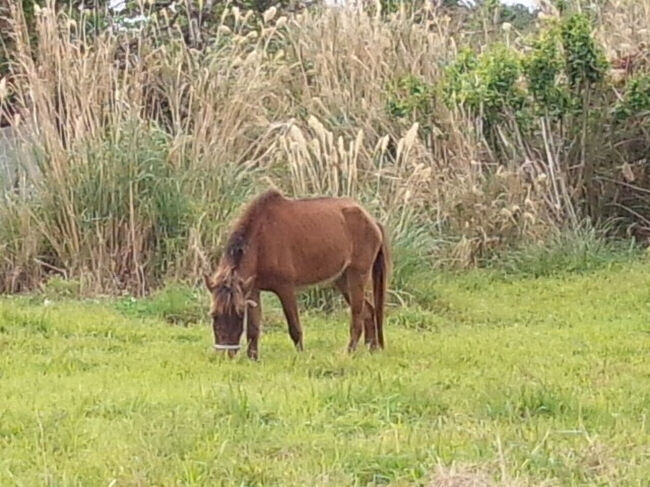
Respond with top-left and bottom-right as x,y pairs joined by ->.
203,189 -> 391,359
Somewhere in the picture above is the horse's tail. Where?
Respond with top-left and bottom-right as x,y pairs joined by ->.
372,222 -> 391,349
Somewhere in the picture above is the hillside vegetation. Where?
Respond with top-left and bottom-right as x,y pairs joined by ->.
0,0 -> 649,295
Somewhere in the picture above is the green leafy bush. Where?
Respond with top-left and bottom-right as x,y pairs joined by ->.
523,23 -> 573,118
386,74 -> 435,120
560,13 -> 609,90
615,75 -> 650,120
442,43 -> 528,132
443,13 -> 609,128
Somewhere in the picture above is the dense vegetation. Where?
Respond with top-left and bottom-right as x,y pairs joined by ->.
0,0 -> 648,296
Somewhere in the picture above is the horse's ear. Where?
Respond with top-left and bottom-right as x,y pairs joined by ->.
203,273 -> 215,291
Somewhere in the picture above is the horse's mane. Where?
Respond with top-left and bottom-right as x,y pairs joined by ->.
208,189 -> 283,315
222,189 -> 285,268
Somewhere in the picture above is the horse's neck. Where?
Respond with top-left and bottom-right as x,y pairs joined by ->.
238,248 -> 257,280
220,244 -> 257,281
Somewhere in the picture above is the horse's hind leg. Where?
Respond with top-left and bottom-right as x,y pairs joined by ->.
345,271 -> 370,353
334,277 -> 377,349
363,301 -> 377,349
340,205 -> 383,351
275,286 -> 304,351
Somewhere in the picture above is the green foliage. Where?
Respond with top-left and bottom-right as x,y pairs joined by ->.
389,223 -> 440,305
477,44 -> 526,116
559,13 -> 609,90
385,74 -> 435,120
444,13 -> 609,127
614,75 -> 650,120
441,10 -> 617,147
298,286 -> 344,313
441,47 -> 479,107
442,44 -> 528,129
523,23 -> 573,117
377,0 -> 404,15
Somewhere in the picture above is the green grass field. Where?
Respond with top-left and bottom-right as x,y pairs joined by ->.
2,259 -> 650,486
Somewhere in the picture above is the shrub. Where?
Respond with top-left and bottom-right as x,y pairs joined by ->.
560,13 -> 609,91
386,74 -> 435,121
523,23 -> 573,118
614,75 -> 650,120
443,43 -> 529,136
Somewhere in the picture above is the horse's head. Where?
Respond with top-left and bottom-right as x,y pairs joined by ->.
204,269 -> 255,356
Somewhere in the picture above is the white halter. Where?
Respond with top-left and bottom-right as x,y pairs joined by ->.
213,300 -> 255,352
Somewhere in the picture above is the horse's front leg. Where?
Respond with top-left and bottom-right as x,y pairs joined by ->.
275,286 -> 304,351
246,290 -> 262,360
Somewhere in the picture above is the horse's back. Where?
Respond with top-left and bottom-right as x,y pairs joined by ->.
255,195 -> 381,286
283,195 -> 379,243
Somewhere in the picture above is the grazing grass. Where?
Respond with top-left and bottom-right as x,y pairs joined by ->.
2,259 -> 650,486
